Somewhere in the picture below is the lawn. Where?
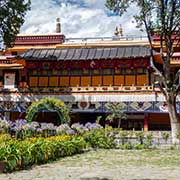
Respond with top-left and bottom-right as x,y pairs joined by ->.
61,149 -> 180,167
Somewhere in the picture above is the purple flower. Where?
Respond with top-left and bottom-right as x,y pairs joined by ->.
66,129 -> 76,135
30,122 -> 39,130
85,122 -> 92,128
36,128 -> 43,134
15,119 -> 27,126
85,122 -> 102,130
56,124 -> 71,135
0,119 -> 11,129
11,124 -> 21,131
71,123 -> 88,134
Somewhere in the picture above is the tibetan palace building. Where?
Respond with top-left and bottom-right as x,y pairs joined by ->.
0,23 -> 179,131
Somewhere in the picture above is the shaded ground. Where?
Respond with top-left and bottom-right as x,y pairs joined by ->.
0,149 -> 180,180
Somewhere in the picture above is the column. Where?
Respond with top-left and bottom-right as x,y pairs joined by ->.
4,111 -> 10,121
144,114 -> 148,131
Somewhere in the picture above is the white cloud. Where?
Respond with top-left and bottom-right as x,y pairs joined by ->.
21,0 -> 145,38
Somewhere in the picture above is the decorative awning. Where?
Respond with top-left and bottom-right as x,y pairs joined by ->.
0,63 -> 23,69
17,46 -> 156,61
155,52 -> 180,65
170,52 -> 180,65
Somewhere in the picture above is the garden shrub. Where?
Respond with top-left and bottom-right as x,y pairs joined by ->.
135,131 -> 144,144
120,142 -> 132,150
176,131 -> 180,144
119,130 -> 128,145
83,128 -> 116,149
145,133 -> 153,147
162,132 -> 170,144
133,143 -> 146,150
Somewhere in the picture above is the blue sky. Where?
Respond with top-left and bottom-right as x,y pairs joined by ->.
21,0 -> 144,38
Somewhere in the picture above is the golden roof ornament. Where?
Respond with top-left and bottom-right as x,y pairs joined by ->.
114,24 -> 123,37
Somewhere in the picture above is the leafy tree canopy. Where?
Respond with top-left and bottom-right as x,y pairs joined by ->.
106,103 -> 127,128
106,0 -> 180,143
0,0 -> 31,47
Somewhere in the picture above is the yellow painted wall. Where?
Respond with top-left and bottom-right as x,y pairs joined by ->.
103,76 -> 113,86
49,77 -> 59,86
39,77 -> 48,86
28,73 -> 149,87
92,76 -> 102,86
81,76 -> 91,86
29,77 -> 38,87
60,77 -> 69,87
137,75 -> 148,85
70,76 -> 80,86
125,75 -> 135,86
114,75 -> 124,86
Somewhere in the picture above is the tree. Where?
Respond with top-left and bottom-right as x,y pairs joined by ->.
0,0 -> 31,47
106,103 -> 127,128
106,0 -> 180,143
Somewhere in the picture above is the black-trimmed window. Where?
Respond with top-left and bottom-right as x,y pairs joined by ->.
114,69 -> 122,75
103,69 -> 113,75
82,69 -> 90,75
71,69 -> 82,75
47,70 -> 52,76
125,69 -> 135,75
31,70 -> 38,75
61,69 -> 69,75
52,70 -> 58,75
41,70 -> 48,75
137,68 -> 146,74
92,69 -> 101,75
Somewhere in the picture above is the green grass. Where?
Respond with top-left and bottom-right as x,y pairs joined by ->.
59,149 -> 180,167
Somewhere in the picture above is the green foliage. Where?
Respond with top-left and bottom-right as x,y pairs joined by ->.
96,116 -> 102,124
120,142 -> 132,150
145,132 -> 153,147
133,143 -> 146,150
105,0 -> 180,141
106,0 -> 180,38
162,132 -> 170,144
135,131 -> 144,145
119,130 -> 128,145
83,129 -> 116,149
106,103 -> 127,128
0,135 -> 86,172
26,98 -> 70,124
0,0 -> 31,47
176,131 -> 180,144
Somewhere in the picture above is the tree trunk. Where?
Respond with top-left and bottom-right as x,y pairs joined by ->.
118,119 -> 121,128
167,94 -> 180,144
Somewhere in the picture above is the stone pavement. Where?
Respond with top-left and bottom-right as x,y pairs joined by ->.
0,149 -> 180,180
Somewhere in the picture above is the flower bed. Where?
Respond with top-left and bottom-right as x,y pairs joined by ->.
0,118 -> 179,173
0,135 -> 86,172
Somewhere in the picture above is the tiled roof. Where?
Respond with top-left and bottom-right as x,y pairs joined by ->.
18,46 -> 153,61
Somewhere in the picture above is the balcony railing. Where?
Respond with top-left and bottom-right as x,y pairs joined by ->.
65,35 -> 148,44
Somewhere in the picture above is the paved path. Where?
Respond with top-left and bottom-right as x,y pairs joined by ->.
0,149 -> 180,180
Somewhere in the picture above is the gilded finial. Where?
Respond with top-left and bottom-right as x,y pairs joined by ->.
114,24 -> 123,37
